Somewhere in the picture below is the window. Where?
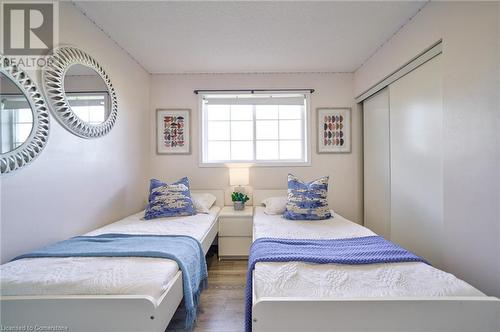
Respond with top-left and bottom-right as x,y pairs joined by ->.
201,92 -> 310,165
0,96 -> 32,152
66,92 -> 110,125
12,107 -> 32,148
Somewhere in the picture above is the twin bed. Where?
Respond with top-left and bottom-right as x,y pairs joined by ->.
250,190 -> 499,332
1,189 -> 499,332
1,190 -> 223,332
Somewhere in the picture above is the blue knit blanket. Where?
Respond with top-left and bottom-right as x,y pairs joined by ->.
245,236 -> 428,332
12,233 -> 208,330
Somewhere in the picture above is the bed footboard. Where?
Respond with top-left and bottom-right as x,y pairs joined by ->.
0,271 -> 183,332
252,296 -> 500,332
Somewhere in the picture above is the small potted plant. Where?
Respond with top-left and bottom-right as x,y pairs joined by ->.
231,192 -> 249,211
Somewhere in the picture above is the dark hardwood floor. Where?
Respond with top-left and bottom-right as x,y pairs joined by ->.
165,251 -> 248,332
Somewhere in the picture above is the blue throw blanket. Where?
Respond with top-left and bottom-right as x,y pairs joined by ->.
12,233 -> 208,330
245,236 -> 428,332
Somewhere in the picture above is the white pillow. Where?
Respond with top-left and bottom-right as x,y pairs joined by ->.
191,193 -> 217,214
261,196 -> 288,215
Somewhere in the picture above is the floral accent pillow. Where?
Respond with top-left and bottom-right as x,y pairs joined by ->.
144,177 -> 196,220
283,174 -> 332,220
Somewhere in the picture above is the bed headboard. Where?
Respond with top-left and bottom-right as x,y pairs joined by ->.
191,189 -> 225,207
253,189 -> 288,206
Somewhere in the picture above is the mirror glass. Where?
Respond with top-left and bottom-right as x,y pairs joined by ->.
63,64 -> 110,125
1,73 -> 34,153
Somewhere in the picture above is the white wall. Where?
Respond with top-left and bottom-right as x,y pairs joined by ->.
150,73 -> 363,223
0,3 -> 151,262
355,2 -> 500,297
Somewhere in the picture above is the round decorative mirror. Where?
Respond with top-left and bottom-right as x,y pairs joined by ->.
1,56 -> 50,174
43,47 -> 117,138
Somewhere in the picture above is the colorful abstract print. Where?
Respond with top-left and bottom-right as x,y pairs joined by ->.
283,174 -> 332,220
323,113 -> 345,147
144,177 -> 196,220
163,115 -> 185,148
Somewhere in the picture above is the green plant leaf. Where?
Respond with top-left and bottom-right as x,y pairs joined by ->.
231,191 -> 249,202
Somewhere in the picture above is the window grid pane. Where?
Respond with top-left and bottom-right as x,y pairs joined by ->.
256,120 -> 278,140
256,140 -> 279,160
230,120 -> 253,141
231,141 -> 254,160
230,105 -> 253,120
279,140 -> 302,160
207,121 -> 230,141
207,141 -> 230,161
279,119 -> 302,140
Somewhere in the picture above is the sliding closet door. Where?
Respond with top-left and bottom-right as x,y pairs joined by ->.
389,55 -> 443,267
363,88 -> 390,239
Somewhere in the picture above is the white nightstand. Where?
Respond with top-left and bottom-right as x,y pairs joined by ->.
218,206 -> 253,259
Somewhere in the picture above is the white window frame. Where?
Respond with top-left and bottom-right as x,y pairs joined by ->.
199,91 -> 311,167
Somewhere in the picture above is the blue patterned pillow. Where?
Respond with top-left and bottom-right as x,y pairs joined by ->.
144,177 -> 196,220
283,174 -> 332,220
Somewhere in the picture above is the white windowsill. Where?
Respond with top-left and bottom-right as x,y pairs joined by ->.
198,161 -> 312,168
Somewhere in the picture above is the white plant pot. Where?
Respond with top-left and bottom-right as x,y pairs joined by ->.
233,201 -> 245,210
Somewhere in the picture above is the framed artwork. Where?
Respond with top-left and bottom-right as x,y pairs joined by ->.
317,107 -> 351,153
156,108 -> 191,154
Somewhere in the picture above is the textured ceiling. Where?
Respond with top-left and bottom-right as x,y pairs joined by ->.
74,1 -> 426,74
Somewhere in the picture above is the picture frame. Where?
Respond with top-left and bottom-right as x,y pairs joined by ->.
156,108 -> 191,154
316,107 -> 351,153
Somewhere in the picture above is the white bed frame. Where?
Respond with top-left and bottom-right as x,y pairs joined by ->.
251,190 -> 500,332
0,189 -> 224,332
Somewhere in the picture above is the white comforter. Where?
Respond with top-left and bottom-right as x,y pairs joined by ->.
0,207 -> 220,300
253,207 -> 484,300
